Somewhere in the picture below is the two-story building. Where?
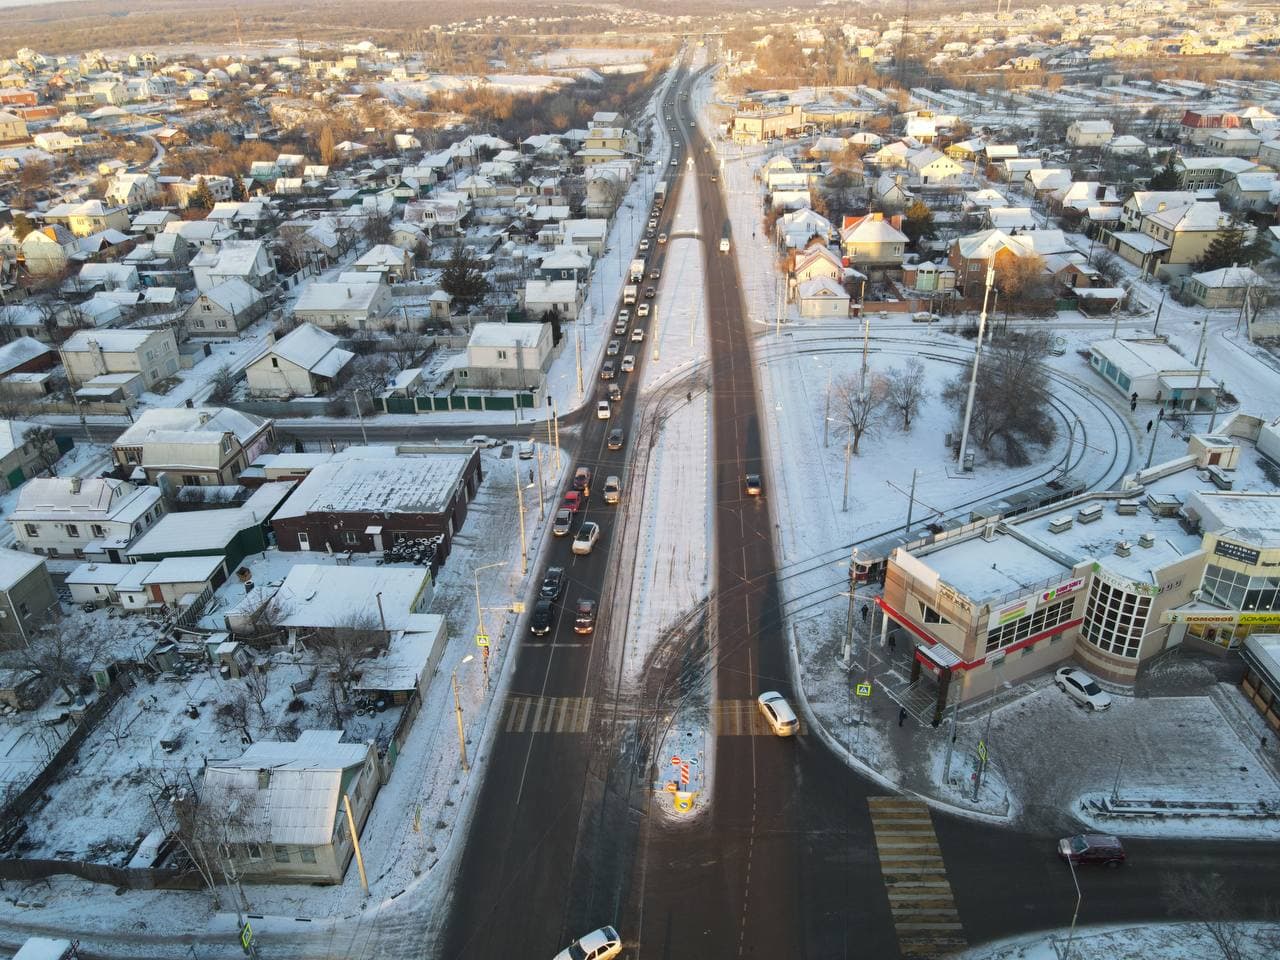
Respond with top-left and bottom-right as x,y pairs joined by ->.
59,328 -> 179,389
8,477 -> 165,561
461,321 -> 553,392
112,407 -> 276,487
839,213 -> 908,270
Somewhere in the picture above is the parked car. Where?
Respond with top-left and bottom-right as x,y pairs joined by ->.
630,328 -> 645,343
620,355 -> 636,373
539,567 -> 566,601
529,599 -> 555,636
1055,666 -> 1113,711
1057,834 -> 1125,868
597,400 -> 611,419
554,927 -> 622,960
572,521 -> 601,556
601,360 -> 616,380
572,466 -> 592,496
518,440 -> 535,460
603,475 -> 621,504
552,508 -> 574,537
757,691 -> 799,737
606,339 -> 621,357
607,428 -> 624,451
467,435 -> 502,448
573,599 -> 597,635
744,473 -> 763,496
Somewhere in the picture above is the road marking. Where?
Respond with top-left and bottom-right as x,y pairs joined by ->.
502,695 -> 594,734
711,699 -> 806,737
867,797 -> 967,958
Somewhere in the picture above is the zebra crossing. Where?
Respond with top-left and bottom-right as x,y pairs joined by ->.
867,796 -> 967,958
500,695 -> 594,734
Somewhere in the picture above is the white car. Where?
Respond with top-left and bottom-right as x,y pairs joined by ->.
757,691 -> 799,737
630,328 -> 645,343
467,435 -> 502,449
572,521 -> 601,556
554,926 -> 622,960
606,339 -> 621,357
620,355 -> 636,373
596,400 -> 611,419
636,303 -> 650,318
1055,666 -> 1113,711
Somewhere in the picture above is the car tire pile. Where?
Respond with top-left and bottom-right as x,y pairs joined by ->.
379,535 -> 444,566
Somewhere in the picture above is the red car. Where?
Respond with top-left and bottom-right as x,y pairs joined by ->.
1058,834 -> 1125,868
562,490 -> 584,513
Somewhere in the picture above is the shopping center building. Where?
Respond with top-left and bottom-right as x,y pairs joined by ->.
876,414 -> 1280,723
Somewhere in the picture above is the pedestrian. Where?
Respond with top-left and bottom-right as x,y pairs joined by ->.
860,603 -> 869,623
687,391 -> 692,402
898,707 -> 908,727
887,632 -> 897,653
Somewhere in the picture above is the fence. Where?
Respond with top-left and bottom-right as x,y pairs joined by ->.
375,392 -> 536,415
0,855 -> 203,890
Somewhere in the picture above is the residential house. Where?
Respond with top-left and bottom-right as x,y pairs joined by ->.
0,110 -> 27,143
0,339 -> 57,378
983,207 -> 1037,232
560,219 -> 608,256
1066,120 -> 1114,148
1205,128 -> 1262,158
112,407 -> 276,487
244,323 -> 354,398
1175,156 -> 1257,191
352,244 -> 414,283
129,210 -> 178,238
462,321 -> 554,392
1181,267 -> 1264,309
788,244 -> 844,299
8,476 -> 165,561
0,549 -> 57,644
292,281 -> 393,332
839,213 -> 908,269
271,451 -> 481,559
1120,200 -> 1234,278
905,147 -> 966,186
903,261 -> 956,293
1221,172 -> 1279,213
775,208 -> 836,250
1259,140 -> 1280,169
1103,135 -> 1148,157
60,327 -> 179,389
1179,110 -> 1242,146
1025,169 -> 1073,200
0,419 -> 63,492
191,239 -> 277,293
66,555 -> 224,613
538,247 -> 591,284
105,172 -> 160,211
19,226 -> 78,277
872,173 -> 911,209
795,276 -> 851,318
181,278 -> 267,336
201,731 -> 381,884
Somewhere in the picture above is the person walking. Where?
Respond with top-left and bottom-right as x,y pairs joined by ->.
898,706 -> 908,727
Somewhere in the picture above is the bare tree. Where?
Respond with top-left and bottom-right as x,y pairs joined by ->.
21,424 -> 61,476
832,369 -> 890,454
942,332 -> 1057,466
22,617 -> 109,697
389,330 -> 427,371
361,210 -> 393,247
243,666 -> 270,721
998,255 -> 1051,311
207,364 -> 237,404
307,611 -> 387,704
1164,873 -> 1266,960
215,693 -> 256,745
885,358 -> 930,431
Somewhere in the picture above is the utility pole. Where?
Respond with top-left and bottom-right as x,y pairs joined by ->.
861,303 -> 870,385
515,469 -> 528,575
573,323 -> 583,400
452,656 -> 473,771
842,547 -> 858,666
1152,289 -> 1166,336
957,262 -> 995,472
823,366 -> 832,448
842,431 -> 852,512
1144,408 -> 1164,469
904,468 -> 918,533
1191,315 -> 1209,419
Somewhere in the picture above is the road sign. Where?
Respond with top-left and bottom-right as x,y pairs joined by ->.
475,634 -> 489,648
680,763 -> 690,785
855,682 -> 873,698
670,755 -> 681,766
240,921 -> 253,953
977,740 -> 988,763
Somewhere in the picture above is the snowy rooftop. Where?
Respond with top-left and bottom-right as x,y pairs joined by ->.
126,482 -> 293,557
260,323 -> 353,375
470,321 -> 545,349
273,455 -> 470,519
1186,491 -> 1280,548
0,547 -> 44,591
274,564 -> 430,631
294,281 -> 384,313
916,532 -> 1071,603
1089,338 -> 1197,376
115,406 -> 267,447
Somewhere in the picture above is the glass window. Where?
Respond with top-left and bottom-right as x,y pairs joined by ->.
274,845 -> 290,863
1082,579 -> 1149,659
299,847 -> 317,864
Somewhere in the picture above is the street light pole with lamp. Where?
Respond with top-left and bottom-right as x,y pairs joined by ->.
473,561 -> 507,689
351,386 -> 371,445
452,654 -> 474,771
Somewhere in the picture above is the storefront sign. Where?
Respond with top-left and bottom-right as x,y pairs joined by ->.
1239,612 -> 1280,626
1091,563 -> 1159,597
1041,578 -> 1084,603
1214,540 -> 1261,566
1163,610 -> 1238,625
937,583 -> 971,614
988,596 -> 1031,631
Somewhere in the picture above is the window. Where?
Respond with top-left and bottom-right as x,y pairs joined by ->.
918,602 -> 948,625
1202,564 -> 1279,613
23,524 -> 38,538
246,843 -> 263,861
271,357 -> 280,368
200,302 -> 212,312
258,769 -> 271,789
1082,578 -> 1152,659
299,847 -> 317,864
17,602 -> 29,618
985,597 -> 1075,652
182,475 -> 201,486
274,845 -> 290,864
65,524 -> 79,538
216,318 -> 228,328
343,531 -> 359,545
496,350 -> 508,360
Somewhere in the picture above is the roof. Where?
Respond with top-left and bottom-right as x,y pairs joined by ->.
274,454 -> 471,520
797,276 -> 850,299
0,337 -> 52,374
140,554 -> 224,585
1186,491 -> 1280,549
1191,266 -> 1262,289
470,321 -> 545,349
116,406 -> 268,448
260,323 -> 354,376
204,730 -> 371,847
294,281 -> 385,314
274,564 -> 430,632
11,478 -> 160,524
1146,200 -> 1226,233
0,547 -> 44,592
210,239 -> 268,276
1089,338 -> 1198,377
60,328 -> 162,354
201,277 -> 264,314
126,482 -> 293,557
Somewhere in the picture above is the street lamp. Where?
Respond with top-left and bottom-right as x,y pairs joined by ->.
452,654 -> 474,771
352,386 -> 371,445
1063,853 -> 1082,960
472,560 -> 507,689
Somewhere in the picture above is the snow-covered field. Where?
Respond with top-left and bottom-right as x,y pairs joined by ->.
955,921 -> 1280,960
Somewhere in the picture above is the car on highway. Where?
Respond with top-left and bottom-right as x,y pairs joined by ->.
539,566 -> 566,601
606,383 -> 622,402
710,175 -> 717,182
630,328 -> 645,343
607,428 -> 624,451
757,691 -> 799,737
620,355 -> 636,373
1057,833 -> 1125,868
552,508 -> 574,537
639,238 -> 651,251
744,473 -> 763,496
618,308 -> 631,323
614,319 -> 628,336
657,233 -> 668,244
572,521 -> 601,556
1054,666 -> 1113,711
648,218 -> 658,229
529,599 -> 555,637
573,599 -> 597,635
637,303 -> 650,318
606,339 -> 621,356
572,466 -> 592,496
644,286 -> 656,298
670,158 -> 677,166
554,926 -> 622,960
649,268 -> 661,280
597,400 -> 611,419
603,475 -> 621,504
467,435 -> 503,448
600,360 -> 616,380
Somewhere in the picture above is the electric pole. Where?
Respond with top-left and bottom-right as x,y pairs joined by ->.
957,262 -> 995,472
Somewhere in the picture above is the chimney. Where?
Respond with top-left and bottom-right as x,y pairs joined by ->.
198,412 -> 211,425
1156,201 -> 1166,212
346,286 -> 352,298
69,477 -> 82,494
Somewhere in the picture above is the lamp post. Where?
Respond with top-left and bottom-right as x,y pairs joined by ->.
1063,853 -> 1082,960
514,470 -> 528,575
452,654 -> 474,771
472,561 -> 506,689
352,387 -> 370,445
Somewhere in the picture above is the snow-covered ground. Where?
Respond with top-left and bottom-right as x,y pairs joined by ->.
955,921 -> 1280,960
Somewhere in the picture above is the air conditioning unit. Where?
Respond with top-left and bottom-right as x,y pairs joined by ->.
1114,541 -> 1131,557
1049,515 -> 1073,534
1138,532 -> 1155,548
983,522 -> 997,542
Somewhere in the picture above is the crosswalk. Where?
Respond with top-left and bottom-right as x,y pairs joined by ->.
867,797 -> 967,958
500,695 -> 594,734
711,698 -> 807,737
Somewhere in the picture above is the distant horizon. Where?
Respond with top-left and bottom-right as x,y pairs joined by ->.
0,0 -> 80,8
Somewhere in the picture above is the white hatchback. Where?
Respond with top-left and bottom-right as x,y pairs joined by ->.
596,400 -> 611,419
757,691 -> 799,737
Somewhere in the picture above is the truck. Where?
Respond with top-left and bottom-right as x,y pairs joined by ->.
654,182 -> 668,207
629,259 -> 645,283
623,284 -> 638,305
